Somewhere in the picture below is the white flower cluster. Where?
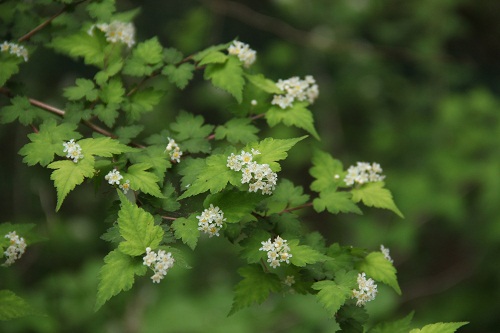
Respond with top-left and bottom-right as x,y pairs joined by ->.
104,169 -> 131,194
344,162 -> 385,186
259,236 -> 292,268
380,244 -> 393,263
63,139 -> 84,163
227,149 -> 277,195
142,247 -> 175,283
284,275 -> 295,287
1,41 -> 29,62
165,137 -> 183,163
352,272 -> 378,307
227,40 -> 256,68
3,231 -> 27,266
88,21 -> 135,48
196,204 -> 226,238
271,75 -> 319,109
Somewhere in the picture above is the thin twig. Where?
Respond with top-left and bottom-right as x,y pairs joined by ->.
161,215 -> 177,221
279,202 -> 313,214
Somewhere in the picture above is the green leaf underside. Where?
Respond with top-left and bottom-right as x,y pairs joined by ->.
121,163 -> 164,198
409,322 -> 468,333
313,189 -> 362,215
288,239 -> 330,267
95,249 -> 147,311
310,150 -> 345,192
0,290 -> 39,320
245,136 -> 307,171
204,56 -> 245,103
229,265 -> 281,315
266,103 -> 320,140
215,118 -> 259,144
172,215 -> 200,250
356,252 -> 401,295
351,182 -> 404,218
117,191 -> 164,256
311,270 -> 358,316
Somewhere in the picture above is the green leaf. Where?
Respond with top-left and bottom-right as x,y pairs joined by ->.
0,290 -> 39,320
63,78 -> 98,101
244,73 -> 282,94
123,37 -> 164,76
337,304 -> 369,333
262,179 -> 309,215
78,137 -> 136,157
128,145 -> 171,180
1,95 -> 42,126
99,78 -> 125,105
172,215 -> 200,250
163,47 -> 183,64
193,42 -> 231,62
115,125 -> 144,144
204,189 -> 261,223
94,103 -> 119,127
356,252 -> 401,295
351,182 -> 404,218
198,50 -> 228,66
95,249 -> 147,311
310,150 -> 345,192
324,243 -> 355,273
121,163 -> 165,198
409,322 -> 468,333
0,57 -> 21,87
162,63 -> 195,89
311,270 -> 358,316
94,60 -> 124,85
123,88 -> 164,121
239,229 -> 271,264
48,157 -> 95,211
204,56 -> 245,103
117,191 -> 164,256
266,102 -> 320,140
86,0 -> 115,21
229,265 -> 281,315
170,111 -> 214,153
158,182 -> 181,212
246,136 -> 307,171
288,239 -> 330,267
214,118 -> 259,144
371,312 -> 414,333
313,189 -> 362,215
51,31 -> 107,67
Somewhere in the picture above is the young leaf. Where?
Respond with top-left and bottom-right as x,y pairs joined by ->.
117,191 -> 164,256
371,312 -> 414,333
246,136 -> 307,171
162,63 -> 195,89
0,95 -> 42,126
121,163 -> 165,198
244,73 -> 282,94
63,78 -> 98,101
78,137 -> 135,157
214,118 -> 259,144
311,270 -> 358,316
350,182 -> 404,218
229,265 -> 281,315
313,189 -> 362,215
48,156 -> 95,211
288,239 -> 330,267
409,322 -> 468,333
266,102 -> 320,140
356,252 -> 401,295
204,56 -> 245,103
51,31 -> 107,67
171,215 -> 200,250
95,249 -> 147,311
310,150 -> 345,192
197,50 -> 227,66
169,111 -> 214,153
0,290 -> 39,320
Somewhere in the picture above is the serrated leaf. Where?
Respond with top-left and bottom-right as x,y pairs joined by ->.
115,125 -> 144,144
351,182 -> 404,218
51,31 -> 107,67
94,103 -> 119,127
95,249 -> 147,311
409,322 -> 468,333
172,215 -> 199,250
0,57 -> 21,87
116,191 -> 164,256
239,229 -> 271,264
337,304 -> 369,333
86,0 -> 115,21
204,189 -> 261,223
162,63 -> 195,89
78,137 -> 135,157
288,239 -> 330,267
310,150 -> 345,192
163,47 -> 183,64
158,182 -> 181,212
193,42 -> 231,62
244,73 -> 282,94
266,102 -> 319,140
229,265 -> 281,315
94,60 -> 124,85
324,243 -> 355,273
371,312 -> 414,333
311,270 -> 358,316
313,189 -> 362,215
198,51 -> 228,66
99,78 -> 124,105
262,179 -> 309,215
169,111 -> 214,153
356,252 -> 401,295
128,145 -> 170,180
100,225 -> 122,244
204,56 -> 245,103
1,95 -> 42,126
123,37 -> 164,77
246,136 -> 307,171
0,290 -> 39,320
121,163 -> 164,198
214,118 -> 259,144
123,88 -> 164,121
63,78 -> 98,101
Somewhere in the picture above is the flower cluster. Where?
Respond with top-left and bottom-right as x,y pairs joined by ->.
3,231 -> 27,266
165,137 -> 183,163
344,162 -> 385,186
142,247 -> 175,283
88,21 -> 135,48
63,139 -> 84,163
104,169 -> 131,193
284,275 -> 296,287
259,236 -> 292,268
196,204 -> 226,238
227,149 -> 278,195
227,40 -> 256,68
1,41 -> 29,62
352,273 -> 378,307
380,244 -> 393,263
271,75 -> 319,109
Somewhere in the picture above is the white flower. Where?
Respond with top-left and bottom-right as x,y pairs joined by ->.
228,40 -> 256,67
2,42 -> 29,62
271,75 -> 319,109
259,236 -> 292,269
352,272 -> 378,306
380,244 -> 394,263
63,139 -> 84,163
197,205 -> 226,237
284,275 -> 295,287
142,248 -> 175,283
3,231 -> 27,266
88,21 -> 135,47
165,137 -> 183,163
344,162 -> 385,186
105,169 -> 123,185
119,180 -> 131,194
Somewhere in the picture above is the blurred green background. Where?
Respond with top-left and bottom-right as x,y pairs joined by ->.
1,0 -> 500,332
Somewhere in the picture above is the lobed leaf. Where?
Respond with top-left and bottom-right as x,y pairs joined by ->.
313,189 -> 362,215
288,239 -> 331,267
245,136 -> 307,171
244,73 -> 282,94
356,252 -> 401,295
204,56 -> 245,103
351,182 -> 404,218
1,95 -> 43,126
63,78 -> 98,101
162,63 -> 195,89
266,102 -> 320,140
310,150 -> 345,192
214,118 -> 259,144
0,290 -> 40,320
121,163 -> 164,198
409,322 -> 468,333
172,215 -> 200,250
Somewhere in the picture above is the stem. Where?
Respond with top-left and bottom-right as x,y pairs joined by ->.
279,202 -> 313,214
161,215 -> 177,221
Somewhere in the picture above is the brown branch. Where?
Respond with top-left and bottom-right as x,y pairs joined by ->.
161,215 -> 177,221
